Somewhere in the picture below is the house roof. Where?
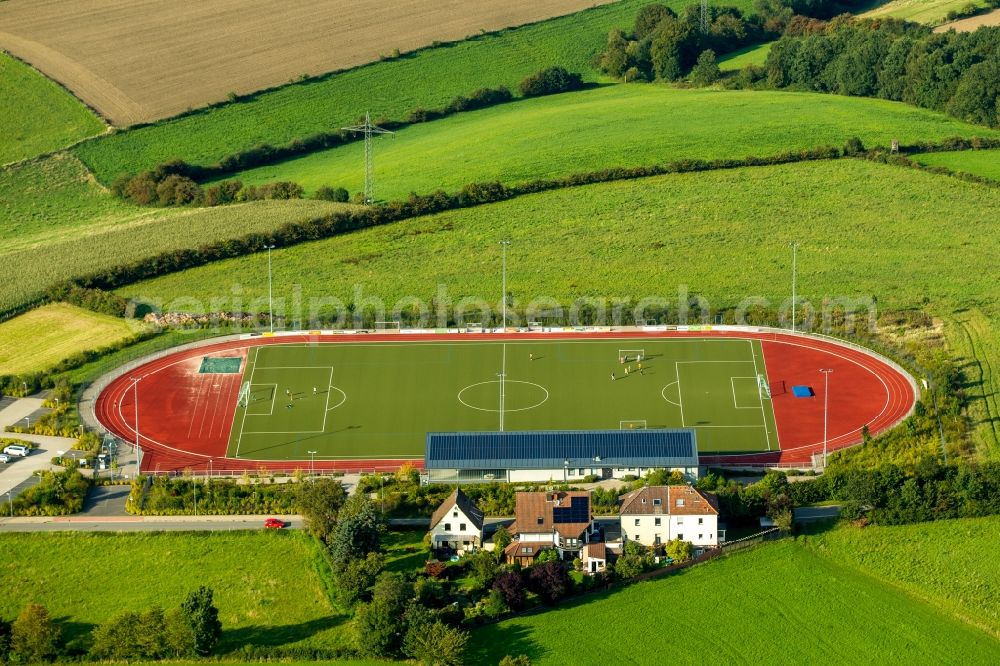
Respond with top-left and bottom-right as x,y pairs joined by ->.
513,491 -> 591,540
425,429 -> 698,470
430,488 -> 485,530
504,541 -> 550,558
618,485 -> 719,516
584,542 -> 607,560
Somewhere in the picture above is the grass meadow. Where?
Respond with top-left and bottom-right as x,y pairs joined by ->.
469,531 -> 1000,664
0,303 -> 144,375
208,84 -> 1000,200
70,0 -> 751,183
0,52 -> 105,165
718,41 -> 773,70
913,149 -> 1000,181
804,516 -> 1000,636
0,531 -> 349,653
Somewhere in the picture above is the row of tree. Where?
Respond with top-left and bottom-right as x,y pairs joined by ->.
0,589 -> 219,663
764,20 -> 1000,127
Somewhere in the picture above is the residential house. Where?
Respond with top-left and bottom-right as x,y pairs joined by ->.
504,490 -> 598,565
428,488 -> 484,554
618,485 -> 720,548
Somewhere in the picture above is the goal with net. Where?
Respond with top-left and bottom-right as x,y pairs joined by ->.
237,381 -> 251,408
757,374 -> 771,400
619,419 -> 648,430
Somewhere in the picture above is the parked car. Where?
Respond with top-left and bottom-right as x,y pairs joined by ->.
264,518 -> 286,529
0,453 -> 10,464
3,444 -> 29,457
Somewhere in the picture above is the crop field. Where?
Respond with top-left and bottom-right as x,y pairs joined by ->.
0,531 -> 348,652
914,149 -> 1000,182
468,535 -> 1000,664
0,303 -> 143,375
0,0 -> 617,127
934,7 -> 1000,31
0,194 -> 349,314
0,52 -> 104,164
215,84 -> 1000,200
861,0 -> 991,24
804,516 -> 1000,636
69,0 -> 727,183
718,42 -> 773,71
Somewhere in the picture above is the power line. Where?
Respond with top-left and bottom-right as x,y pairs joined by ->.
341,111 -> 395,205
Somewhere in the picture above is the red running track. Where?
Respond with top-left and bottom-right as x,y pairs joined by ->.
94,331 -> 916,473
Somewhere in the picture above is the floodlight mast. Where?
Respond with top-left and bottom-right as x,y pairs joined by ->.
342,111 -> 395,204
791,242 -> 799,333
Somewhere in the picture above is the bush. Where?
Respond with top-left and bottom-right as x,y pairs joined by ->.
11,603 -> 61,662
690,49 -> 721,87
314,185 -> 350,202
665,538 -> 693,563
492,571 -> 526,609
526,561 -> 570,603
11,469 -> 90,516
518,66 -> 585,97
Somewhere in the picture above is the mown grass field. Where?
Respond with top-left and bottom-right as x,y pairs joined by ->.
0,52 -> 104,165
718,41 -> 772,71
70,0 -> 746,183
215,84 -> 1000,200
914,149 -> 1000,181
803,516 -> 1000,636
119,160 -> 1000,318
0,303 -> 143,375
0,531 -> 348,652
469,531 -> 1000,664
861,0 -> 991,25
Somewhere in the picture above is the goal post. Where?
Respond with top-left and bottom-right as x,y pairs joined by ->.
464,322 -> 484,333
757,374 -> 771,400
237,381 -> 251,408
617,349 -> 645,363
619,419 -> 648,430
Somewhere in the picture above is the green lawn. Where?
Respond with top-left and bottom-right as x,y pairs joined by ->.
210,84 -> 999,200
803,516 -> 1000,636
860,0 -> 991,24
70,0 -> 750,184
914,149 -> 1000,182
718,42 -> 773,71
0,531 -> 349,653
0,303 -> 144,375
0,52 -> 105,165
469,536 -> 1000,663
383,529 -> 430,573
117,160 -> 1000,318
228,338 -> 777,460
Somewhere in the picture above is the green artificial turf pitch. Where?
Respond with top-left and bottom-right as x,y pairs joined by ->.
226,337 -> 779,461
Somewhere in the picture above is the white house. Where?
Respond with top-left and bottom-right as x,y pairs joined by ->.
618,485 -> 720,548
428,488 -> 484,554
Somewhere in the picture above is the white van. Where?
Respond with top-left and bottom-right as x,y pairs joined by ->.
2,444 -> 29,457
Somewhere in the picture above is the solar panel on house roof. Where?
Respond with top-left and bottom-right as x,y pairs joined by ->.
553,496 -> 590,524
424,429 -> 698,470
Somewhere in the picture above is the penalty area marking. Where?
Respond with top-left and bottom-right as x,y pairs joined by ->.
458,380 -> 549,413
661,381 -> 680,407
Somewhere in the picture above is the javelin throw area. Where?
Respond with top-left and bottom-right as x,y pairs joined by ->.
93,331 -> 916,473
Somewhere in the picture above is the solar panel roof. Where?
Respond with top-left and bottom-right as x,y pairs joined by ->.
425,430 -> 698,470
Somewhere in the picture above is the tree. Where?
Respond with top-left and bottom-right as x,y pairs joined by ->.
634,4 -> 676,39
518,66 -> 585,97
493,571 -> 526,609
329,493 -> 384,568
600,29 -> 631,78
403,620 -> 467,666
11,603 -> 61,662
0,617 -> 11,662
338,552 -> 385,605
467,550 -> 500,590
500,656 -> 532,666
295,478 -> 347,544
180,586 -> 221,656
354,573 -> 414,657
526,561 -> 569,603
614,540 -> 654,579
90,607 -> 175,660
665,538 -> 693,563
690,49 -> 721,87
492,525 -> 512,559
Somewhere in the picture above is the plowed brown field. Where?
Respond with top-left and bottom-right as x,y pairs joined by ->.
0,0 -> 613,126
934,8 -> 1000,32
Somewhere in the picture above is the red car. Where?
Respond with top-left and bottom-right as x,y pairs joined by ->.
264,518 -> 286,529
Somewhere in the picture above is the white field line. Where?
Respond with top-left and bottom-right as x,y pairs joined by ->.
730,377 -> 760,409
320,367 -> 334,432
749,339 -> 773,452
234,346 -> 258,458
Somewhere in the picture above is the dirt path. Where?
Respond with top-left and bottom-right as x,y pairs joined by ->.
0,0 -> 615,126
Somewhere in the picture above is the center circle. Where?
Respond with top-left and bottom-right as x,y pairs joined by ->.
457,380 -> 549,412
